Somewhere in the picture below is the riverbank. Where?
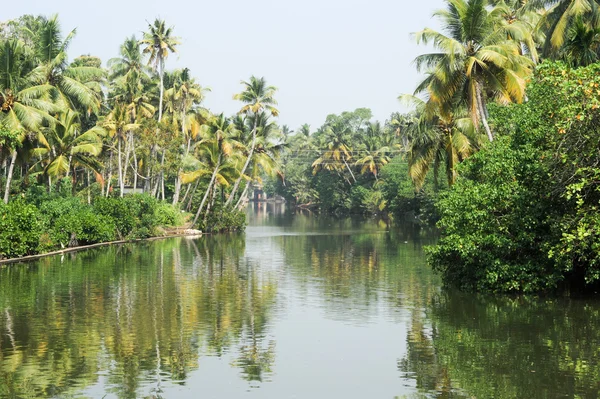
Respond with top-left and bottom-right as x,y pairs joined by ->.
0,228 -> 203,266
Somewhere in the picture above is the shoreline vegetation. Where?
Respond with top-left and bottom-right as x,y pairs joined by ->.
3,0 -> 600,293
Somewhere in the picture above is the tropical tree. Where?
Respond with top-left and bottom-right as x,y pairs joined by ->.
30,109 -> 104,188
401,94 -> 478,189
312,120 -> 356,184
186,114 -> 242,225
225,76 -> 278,207
535,0 -> 600,56
560,16 -> 600,65
413,0 -> 533,141
31,15 -> 105,114
355,122 -> 394,180
163,68 -> 210,205
140,19 -> 180,122
0,38 -> 55,203
103,102 -> 139,196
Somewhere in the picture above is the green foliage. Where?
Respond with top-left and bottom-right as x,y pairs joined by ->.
154,202 -> 184,226
200,205 -> 246,233
39,197 -> 117,249
429,61 -> 600,293
0,200 -> 41,258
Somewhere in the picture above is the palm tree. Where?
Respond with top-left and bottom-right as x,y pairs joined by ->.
30,109 -> 104,187
0,39 -> 56,203
140,19 -> 180,123
225,76 -> 278,207
31,15 -> 105,114
163,68 -> 211,205
534,0 -> 600,56
401,95 -> 478,189
560,16 -> 600,65
186,114 -> 242,226
355,122 -> 393,180
312,120 -> 356,184
103,102 -> 139,197
413,0 -> 533,141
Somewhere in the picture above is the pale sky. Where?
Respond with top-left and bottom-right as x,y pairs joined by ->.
6,0 -> 441,130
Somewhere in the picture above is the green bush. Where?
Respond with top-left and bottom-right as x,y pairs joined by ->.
429,61 -> 600,293
39,197 -> 117,249
0,201 -> 41,258
154,202 -> 184,226
200,205 -> 247,233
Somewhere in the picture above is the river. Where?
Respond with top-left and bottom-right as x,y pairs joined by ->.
1,204 -> 599,398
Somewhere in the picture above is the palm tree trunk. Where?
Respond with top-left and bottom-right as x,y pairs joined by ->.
185,179 -> 201,211
118,137 -> 124,197
343,156 -> 357,183
235,181 -> 250,210
192,155 -> 221,226
158,58 -> 164,123
476,83 -> 494,142
172,113 -> 188,205
3,150 -> 17,204
180,182 -> 192,206
225,118 -> 258,207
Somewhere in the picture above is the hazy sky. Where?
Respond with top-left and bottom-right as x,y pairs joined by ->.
6,0 -> 442,130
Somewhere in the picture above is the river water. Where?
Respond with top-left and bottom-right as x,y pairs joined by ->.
1,204 -> 599,398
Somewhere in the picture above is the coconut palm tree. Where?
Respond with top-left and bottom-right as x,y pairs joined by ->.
186,114 -> 243,225
140,19 -> 180,123
401,94 -> 479,189
312,120 -> 356,184
355,122 -> 393,180
30,109 -> 104,188
163,68 -> 211,204
534,0 -> 600,56
560,16 -> 600,65
103,102 -> 139,197
31,15 -> 105,114
0,38 -> 56,203
225,76 -> 278,207
413,0 -> 533,141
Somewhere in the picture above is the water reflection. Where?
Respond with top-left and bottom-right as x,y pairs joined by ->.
1,209 -> 600,398
0,237 -> 277,398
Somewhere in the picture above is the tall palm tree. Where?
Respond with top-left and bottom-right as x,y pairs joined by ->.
225,76 -> 278,207
413,0 -> 533,141
355,122 -> 393,180
103,102 -> 139,197
0,39 -> 55,203
186,114 -> 242,225
140,19 -> 180,123
163,68 -> 210,204
560,16 -> 600,65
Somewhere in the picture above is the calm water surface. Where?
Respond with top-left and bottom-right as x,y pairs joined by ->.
1,204 -> 599,398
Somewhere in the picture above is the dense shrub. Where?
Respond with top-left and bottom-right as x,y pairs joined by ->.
200,205 -> 246,233
0,201 -> 41,258
154,202 -> 184,226
429,62 -> 600,293
39,197 -> 117,249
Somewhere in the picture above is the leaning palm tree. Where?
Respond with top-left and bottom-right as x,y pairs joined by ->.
225,76 -> 279,207
186,114 -> 242,226
413,0 -> 533,141
163,68 -> 211,204
0,39 -> 56,203
140,19 -> 180,122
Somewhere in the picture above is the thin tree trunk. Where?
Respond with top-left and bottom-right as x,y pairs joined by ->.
192,155 -> 221,226
3,150 -> 17,204
225,117 -> 259,207
172,111 -> 188,205
106,151 -> 113,197
180,182 -> 192,207
476,83 -> 494,142
118,137 -> 124,197
185,179 -> 201,211
87,170 -> 91,205
235,181 -> 250,211
343,156 -> 357,183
